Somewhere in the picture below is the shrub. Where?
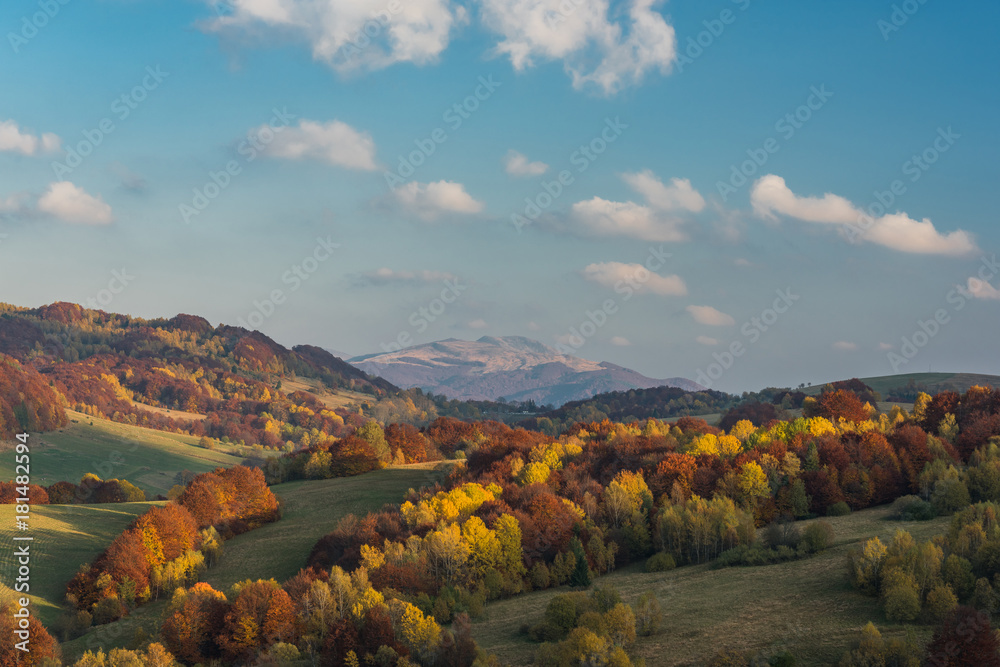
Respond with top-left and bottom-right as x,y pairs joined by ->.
634,592 -> 661,636
646,552 -> 676,573
800,521 -> 835,552
827,502 -> 851,517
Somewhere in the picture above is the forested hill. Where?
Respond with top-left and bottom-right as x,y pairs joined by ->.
518,385 -> 735,434
0,301 -> 395,393
0,301 -> 399,445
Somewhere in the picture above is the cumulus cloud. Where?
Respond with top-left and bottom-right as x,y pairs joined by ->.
582,261 -> 687,296
750,174 -> 978,257
622,171 -> 705,213
564,171 -> 705,241
37,182 -> 113,225
504,150 -> 548,177
966,277 -> 1000,301
360,268 -> 457,286
204,0 -> 465,74
393,180 -> 485,220
570,197 -> 686,242
0,119 -> 60,156
686,305 -> 734,326
259,119 -> 377,170
695,335 -> 719,346
832,341 -> 858,351
610,336 -> 630,346
480,0 -> 676,95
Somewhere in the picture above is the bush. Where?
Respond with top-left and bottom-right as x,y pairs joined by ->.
827,501 -> 851,517
800,521 -> 835,552
765,519 -> 801,549
890,495 -> 936,521
634,592 -> 661,636
646,552 -> 676,573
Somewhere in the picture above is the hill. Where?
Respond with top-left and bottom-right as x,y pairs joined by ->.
351,336 -> 702,406
57,463 -> 453,661
517,384 -> 734,434
0,411 -> 246,498
471,504 -> 950,666
804,372 -> 1000,401
0,501 -> 163,626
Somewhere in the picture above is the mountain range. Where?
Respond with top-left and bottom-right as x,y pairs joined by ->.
350,336 -> 702,407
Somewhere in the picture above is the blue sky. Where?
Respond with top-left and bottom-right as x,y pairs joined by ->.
1,0 -> 998,392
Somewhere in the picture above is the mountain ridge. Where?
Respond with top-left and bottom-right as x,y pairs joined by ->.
350,335 -> 702,406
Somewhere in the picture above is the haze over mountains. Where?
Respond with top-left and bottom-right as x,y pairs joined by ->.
350,336 -> 703,406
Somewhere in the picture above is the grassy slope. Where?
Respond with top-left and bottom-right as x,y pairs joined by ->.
0,502 -> 163,626
474,505 -> 952,667
0,412 -> 244,497
204,462 -> 453,593
59,462 -> 452,660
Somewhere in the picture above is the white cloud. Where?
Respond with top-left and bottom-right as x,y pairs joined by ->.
734,258 -> 752,267
878,342 -> 894,351
361,268 -> 457,285
582,261 -> 687,296
204,0 -> 464,74
260,119 -> 377,170
832,341 -> 858,351
610,336 -> 630,346
467,318 -> 488,329
480,0 -> 676,95
37,182 -> 113,225
966,277 -> 1000,301
686,305 -> 734,326
527,321 -> 540,331
622,171 -> 704,213
504,150 -> 548,177
0,120 -> 60,156
393,180 -> 485,220
570,197 -> 685,242
695,335 -> 718,346
750,174 -> 978,257
751,175 -> 856,224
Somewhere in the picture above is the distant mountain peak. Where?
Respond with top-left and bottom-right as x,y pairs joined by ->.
349,336 -> 702,406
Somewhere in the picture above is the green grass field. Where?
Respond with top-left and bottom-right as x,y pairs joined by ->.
0,412 -> 245,497
205,462 -> 453,593
58,462 -> 453,660
473,505 -> 952,666
0,502 -> 163,626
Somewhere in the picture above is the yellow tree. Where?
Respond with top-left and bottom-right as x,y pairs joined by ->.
462,516 -> 502,578
737,462 -> 769,512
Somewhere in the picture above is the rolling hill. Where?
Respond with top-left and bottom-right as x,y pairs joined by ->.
351,336 -> 702,407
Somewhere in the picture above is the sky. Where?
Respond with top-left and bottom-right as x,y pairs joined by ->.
0,0 -> 998,393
